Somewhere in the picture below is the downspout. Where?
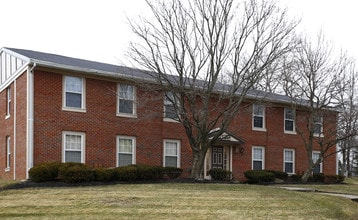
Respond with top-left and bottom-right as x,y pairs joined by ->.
26,63 -> 36,179
13,80 -> 17,180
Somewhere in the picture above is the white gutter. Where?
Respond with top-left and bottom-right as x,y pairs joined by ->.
26,63 -> 36,179
13,79 -> 17,180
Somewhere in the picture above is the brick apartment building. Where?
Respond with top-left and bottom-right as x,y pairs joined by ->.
0,47 -> 337,180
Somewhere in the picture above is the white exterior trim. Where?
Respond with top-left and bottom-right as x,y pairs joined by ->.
26,65 -> 35,179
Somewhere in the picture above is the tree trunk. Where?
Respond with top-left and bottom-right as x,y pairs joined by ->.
301,168 -> 313,183
191,150 -> 207,180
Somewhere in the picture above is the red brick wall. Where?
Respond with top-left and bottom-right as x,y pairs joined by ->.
0,68 -> 336,180
0,72 -> 28,180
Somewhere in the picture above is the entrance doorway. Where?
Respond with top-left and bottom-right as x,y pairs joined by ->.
212,146 -> 223,169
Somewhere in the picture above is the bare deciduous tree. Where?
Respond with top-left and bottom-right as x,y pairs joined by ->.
127,0 -> 297,179
282,32 -> 351,182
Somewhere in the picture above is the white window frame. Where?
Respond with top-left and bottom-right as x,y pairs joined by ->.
252,104 -> 266,131
116,135 -> 136,167
163,92 -> 179,122
6,86 -> 11,118
62,131 -> 85,163
163,139 -> 181,168
312,151 -> 323,173
252,146 -> 265,170
284,108 -> 296,134
62,75 -> 86,112
313,115 -> 323,137
283,149 -> 295,174
6,136 -> 11,171
117,84 -> 137,117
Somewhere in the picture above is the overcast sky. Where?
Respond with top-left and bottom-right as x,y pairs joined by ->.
1,0 -> 357,65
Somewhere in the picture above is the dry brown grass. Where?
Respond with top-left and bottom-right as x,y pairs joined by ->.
0,182 -> 357,219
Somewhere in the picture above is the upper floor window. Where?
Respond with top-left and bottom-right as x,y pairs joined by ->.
284,108 -> 295,133
312,151 -> 322,173
63,76 -> 85,111
117,136 -> 136,167
6,136 -> 11,170
163,140 -> 181,167
253,104 -> 265,130
164,92 -> 179,121
117,84 -> 136,117
62,131 -> 85,163
252,146 -> 265,170
313,114 -> 323,136
284,149 -> 295,174
5,87 -> 11,118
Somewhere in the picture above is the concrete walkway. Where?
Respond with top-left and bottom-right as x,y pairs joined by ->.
279,186 -> 358,202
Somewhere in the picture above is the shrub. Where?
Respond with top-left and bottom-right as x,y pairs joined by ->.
94,168 -> 115,182
164,167 -> 183,179
289,174 -> 302,182
112,166 -> 138,181
244,170 -> 275,184
28,161 -> 62,182
134,164 -> 164,180
324,175 -> 345,184
311,173 -> 325,183
265,170 -> 288,180
209,168 -> 232,181
58,162 -> 94,183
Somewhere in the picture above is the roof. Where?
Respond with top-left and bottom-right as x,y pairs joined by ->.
1,47 -> 314,107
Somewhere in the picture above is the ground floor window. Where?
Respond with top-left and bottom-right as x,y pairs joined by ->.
117,136 -> 136,167
6,136 -> 11,170
62,131 -> 85,163
312,151 -> 322,173
252,146 -> 265,170
284,149 -> 295,174
163,140 -> 181,167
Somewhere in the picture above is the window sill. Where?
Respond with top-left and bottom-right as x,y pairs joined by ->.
5,115 -> 10,120
62,107 -> 87,113
253,127 -> 267,132
116,113 -> 137,118
5,168 -> 10,172
284,131 -> 297,135
163,118 -> 180,123
314,134 -> 324,138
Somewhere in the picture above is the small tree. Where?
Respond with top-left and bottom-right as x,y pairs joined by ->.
282,32 -> 352,182
127,0 -> 298,179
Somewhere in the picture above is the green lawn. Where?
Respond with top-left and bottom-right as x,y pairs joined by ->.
0,179 -> 357,219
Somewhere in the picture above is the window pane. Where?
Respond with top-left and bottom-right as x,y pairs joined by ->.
285,109 -> 294,120
66,76 -> 82,93
284,162 -> 293,173
253,161 -> 262,170
65,151 -> 81,163
118,153 -> 133,167
65,135 -> 81,150
118,139 -> 133,153
119,100 -> 133,114
66,93 -> 82,108
253,105 -> 264,115
254,116 -> 263,128
165,142 -> 178,155
119,85 -> 134,100
284,151 -> 293,161
253,148 -> 262,160
285,120 -> 294,131
165,105 -> 178,119
165,156 -> 177,167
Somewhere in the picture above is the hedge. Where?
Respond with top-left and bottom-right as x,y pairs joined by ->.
244,170 -> 275,184
209,168 -> 232,181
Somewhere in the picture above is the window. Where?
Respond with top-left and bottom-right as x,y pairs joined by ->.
6,136 -> 11,170
164,92 -> 179,121
117,84 -> 136,116
252,146 -> 265,170
6,86 -> 11,118
312,151 -> 322,173
117,136 -> 136,167
62,131 -> 85,163
253,104 -> 265,130
284,149 -> 295,174
313,115 -> 323,136
163,140 -> 181,167
284,108 -> 295,133
63,76 -> 85,110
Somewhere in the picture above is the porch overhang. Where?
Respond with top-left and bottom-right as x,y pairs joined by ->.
209,128 -> 245,146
